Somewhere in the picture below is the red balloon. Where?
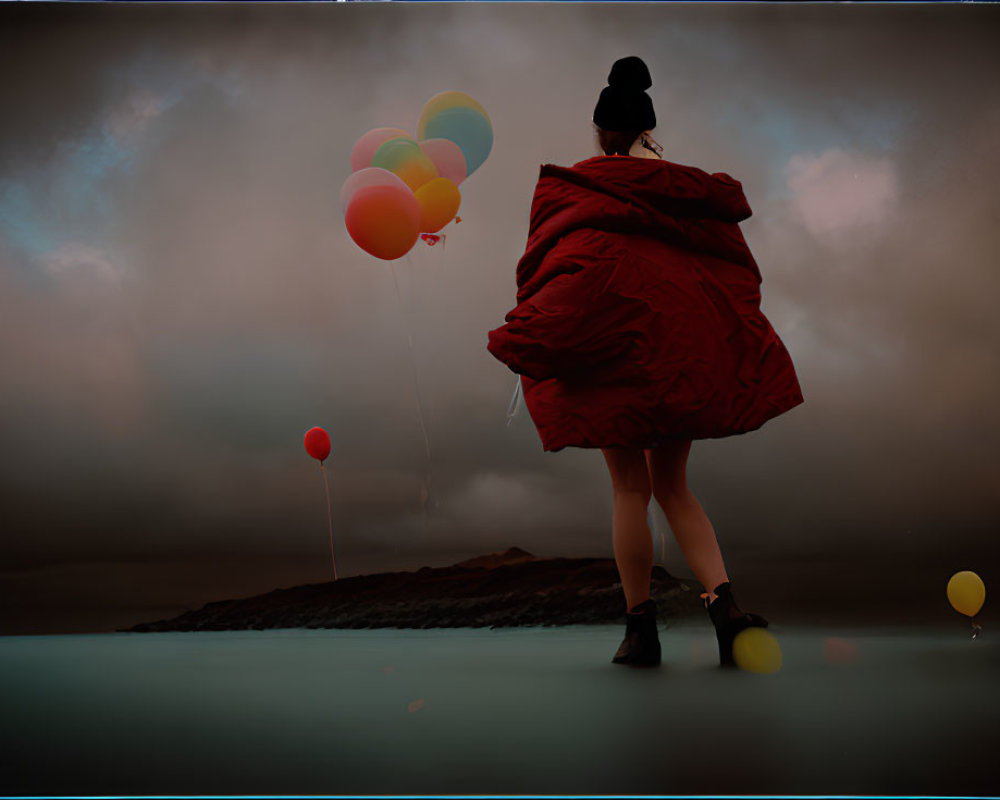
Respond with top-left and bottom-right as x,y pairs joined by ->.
304,427 -> 331,462
345,184 -> 420,260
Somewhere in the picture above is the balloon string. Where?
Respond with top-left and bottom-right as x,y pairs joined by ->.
320,463 -> 338,581
646,505 -> 668,570
504,376 -> 521,427
390,259 -> 433,527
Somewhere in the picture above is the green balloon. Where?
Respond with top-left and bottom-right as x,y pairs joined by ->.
371,137 -> 421,172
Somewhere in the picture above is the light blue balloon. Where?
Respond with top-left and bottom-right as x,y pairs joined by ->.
423,106 -> 493,177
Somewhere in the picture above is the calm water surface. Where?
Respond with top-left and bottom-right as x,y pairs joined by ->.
2,623 -> 998,796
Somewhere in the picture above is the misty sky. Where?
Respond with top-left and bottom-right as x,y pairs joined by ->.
2,3 -> 999,634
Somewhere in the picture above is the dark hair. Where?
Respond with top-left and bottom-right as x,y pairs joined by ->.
596,127 -> 642,157
595,127 -> 663,159
593,56 -> 656,133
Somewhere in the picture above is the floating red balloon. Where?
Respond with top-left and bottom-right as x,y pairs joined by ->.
304,427 -> 331,463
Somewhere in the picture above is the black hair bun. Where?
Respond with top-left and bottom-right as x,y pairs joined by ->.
607,56 -> 652,91
594,56 -> 656,132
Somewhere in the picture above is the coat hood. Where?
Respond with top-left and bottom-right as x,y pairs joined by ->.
516,156 -> 756,304
542,156 -> 752,224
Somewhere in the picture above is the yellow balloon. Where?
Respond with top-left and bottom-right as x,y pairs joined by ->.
417,91 -> 491,141
370,137 -> 438,192
732,627 -> 782,674
414,177 -> 461,233
396,157 -> 438,193
947,571 -> 985,617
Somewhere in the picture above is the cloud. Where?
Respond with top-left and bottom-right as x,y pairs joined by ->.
105,90 -> 165,144
785,148 -> 898,245
3,3 -> 1000,631
446,471 -> 572,531
43,242 -> 123,287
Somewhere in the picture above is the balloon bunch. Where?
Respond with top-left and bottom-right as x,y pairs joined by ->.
342,91 -> 493,260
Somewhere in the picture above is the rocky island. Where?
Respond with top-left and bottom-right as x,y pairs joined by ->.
124,547 -> 705,632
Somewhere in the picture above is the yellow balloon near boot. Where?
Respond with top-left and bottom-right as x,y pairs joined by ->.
732,627 -> 782,674
947,571 -> 986,617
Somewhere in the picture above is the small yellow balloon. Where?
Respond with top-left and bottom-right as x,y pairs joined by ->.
414,177 -> 461,233
947,571 -> 985,617
732,627 -> 782,674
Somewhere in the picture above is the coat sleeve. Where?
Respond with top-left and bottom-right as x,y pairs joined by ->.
486,232 -> 648,380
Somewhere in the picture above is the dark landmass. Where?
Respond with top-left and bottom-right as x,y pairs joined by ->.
124,547 -> 705,632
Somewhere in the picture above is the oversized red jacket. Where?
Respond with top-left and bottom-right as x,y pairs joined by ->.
486,155 -> 803,452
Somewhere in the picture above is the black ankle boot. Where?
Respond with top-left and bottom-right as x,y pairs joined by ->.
704,582 -> 768,668
612,598 -> 661,667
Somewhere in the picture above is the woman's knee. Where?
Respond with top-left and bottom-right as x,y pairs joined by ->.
614,485 -> 653,508
602,448 -> 652,498
653,484 -> 690,512
646,442 -> 691,506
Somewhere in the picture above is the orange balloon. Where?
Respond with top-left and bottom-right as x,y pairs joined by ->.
414,178 -> 461,233
345,185 -> 420,260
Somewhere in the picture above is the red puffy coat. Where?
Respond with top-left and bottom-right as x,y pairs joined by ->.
486,155 -> 803,452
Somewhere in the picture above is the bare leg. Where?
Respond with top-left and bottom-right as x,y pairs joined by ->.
646,442 -> 729,604
602,447 -> 653,612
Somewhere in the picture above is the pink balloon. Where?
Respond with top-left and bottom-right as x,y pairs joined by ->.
350,127 -> 411,172
419,138 -> 467,186
340,168 -> 411,216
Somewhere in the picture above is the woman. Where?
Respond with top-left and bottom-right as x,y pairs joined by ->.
487,57 -> 803,668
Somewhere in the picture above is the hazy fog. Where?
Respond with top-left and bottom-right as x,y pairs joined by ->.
2,3 -> 998,633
